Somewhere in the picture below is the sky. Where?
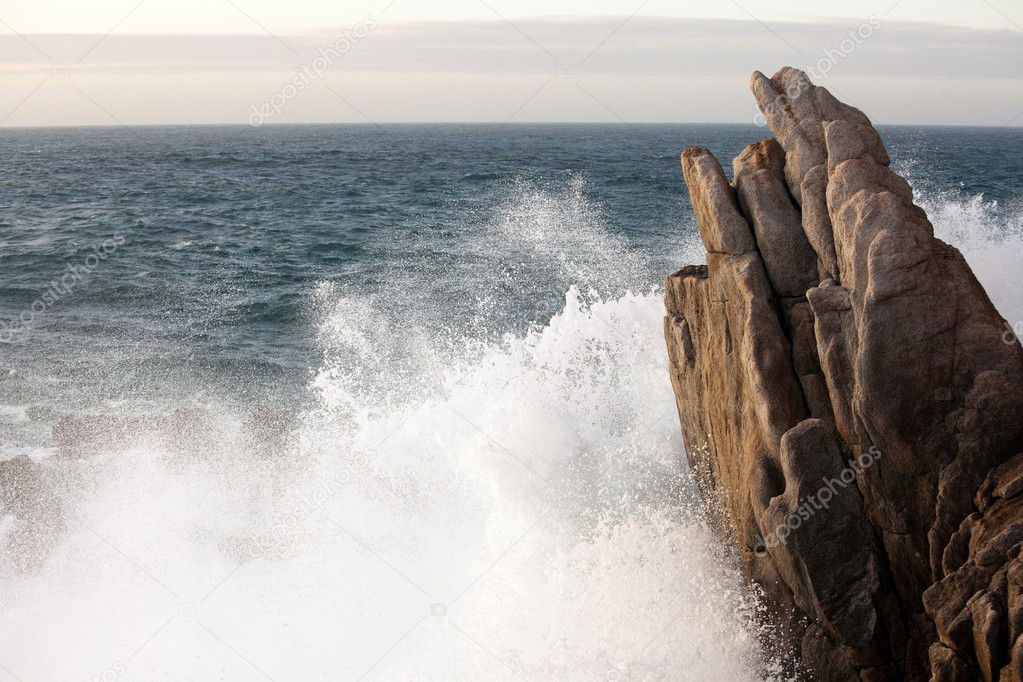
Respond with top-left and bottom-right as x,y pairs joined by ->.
0,0 -> 1021,126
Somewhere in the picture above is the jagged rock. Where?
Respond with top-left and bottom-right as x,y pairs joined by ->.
789,303 -> 835,423
943,513 -> 977,577
732,139 -> 818,301
979,454 -> 1023,513
929,643 -> 973,681
1002,635 -> 1023,682
665,67 -> 1023,680
801,623 -> 860,681
970,591 -> 1006,681
760,419 -> 882,658
1008,559 -> 1023,643
923,459 -> 1023,680
680,147 -> 757,256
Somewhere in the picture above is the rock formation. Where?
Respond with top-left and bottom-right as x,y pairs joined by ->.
664,67 -> 1023,680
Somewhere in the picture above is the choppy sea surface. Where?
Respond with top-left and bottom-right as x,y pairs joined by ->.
0,124 -> 1020,680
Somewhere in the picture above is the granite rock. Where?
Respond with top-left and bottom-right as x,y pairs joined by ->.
665,67 -> 1023,680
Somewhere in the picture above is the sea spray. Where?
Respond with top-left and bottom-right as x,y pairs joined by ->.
0,176 -> 779,680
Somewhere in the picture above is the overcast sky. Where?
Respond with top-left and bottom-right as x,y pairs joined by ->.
1,0 -> 1021,126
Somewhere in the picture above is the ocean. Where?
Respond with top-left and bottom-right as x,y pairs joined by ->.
0,123 -> 1020,680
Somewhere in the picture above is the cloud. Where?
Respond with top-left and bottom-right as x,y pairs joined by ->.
0,16 -> 1020,79
0,16 -> 1020,126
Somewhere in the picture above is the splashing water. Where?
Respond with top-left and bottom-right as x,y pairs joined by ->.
922,192 -> 1023,325
0,176 -> 783,681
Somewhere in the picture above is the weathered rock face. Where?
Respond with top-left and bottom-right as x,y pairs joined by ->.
664,67 -> 1023,680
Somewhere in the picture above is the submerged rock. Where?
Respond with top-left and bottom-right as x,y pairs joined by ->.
665,68 -> 1023,680
0,456 -> 64,573
52,407 -> 230,462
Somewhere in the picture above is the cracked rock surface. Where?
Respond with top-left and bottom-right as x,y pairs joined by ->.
664,67 -> 1023,681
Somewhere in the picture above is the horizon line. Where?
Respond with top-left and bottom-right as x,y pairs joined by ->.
2,121 -> 1021,131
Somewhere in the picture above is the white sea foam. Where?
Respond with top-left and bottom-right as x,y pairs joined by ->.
0,288 -> 781,680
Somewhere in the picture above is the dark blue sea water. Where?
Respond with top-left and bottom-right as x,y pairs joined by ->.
0,124 -> 1019,680
1,125 -> 1019,413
